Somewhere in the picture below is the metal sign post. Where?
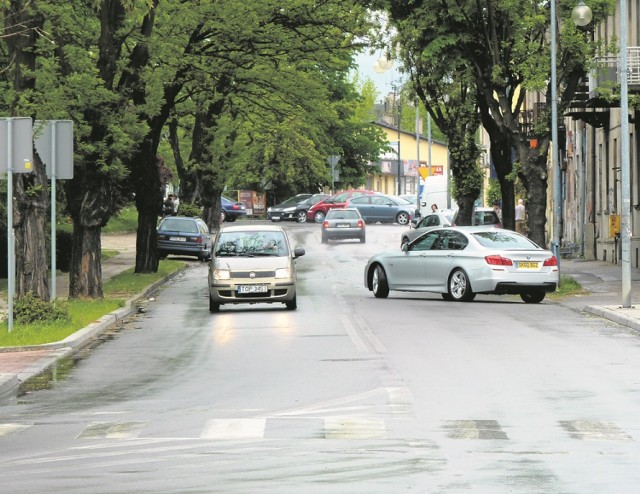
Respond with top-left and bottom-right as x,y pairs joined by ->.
35,120 -> 74,300
0,117 -> 34,332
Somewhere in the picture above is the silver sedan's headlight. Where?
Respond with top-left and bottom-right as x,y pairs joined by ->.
275,267 -> 292,279
213,268 -> 231,280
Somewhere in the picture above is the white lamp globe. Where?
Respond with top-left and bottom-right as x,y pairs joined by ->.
571,1 -> 593,27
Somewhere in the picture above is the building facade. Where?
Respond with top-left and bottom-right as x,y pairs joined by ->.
563,1 -> 640,264
368,121 -> 450,201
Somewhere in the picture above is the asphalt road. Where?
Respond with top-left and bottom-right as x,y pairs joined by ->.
1,222 -> 640,493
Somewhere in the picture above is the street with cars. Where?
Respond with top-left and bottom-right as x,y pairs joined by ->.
3,221 -> 640,492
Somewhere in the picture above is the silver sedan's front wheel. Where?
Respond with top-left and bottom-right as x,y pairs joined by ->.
372,265 -> 390,298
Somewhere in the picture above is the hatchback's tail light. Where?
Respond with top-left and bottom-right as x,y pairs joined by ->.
543,256 -> 558,266
485,255 -> 513,266
357,219 -> 364,228
322,221 -> 329,228
195,236 -> 203,244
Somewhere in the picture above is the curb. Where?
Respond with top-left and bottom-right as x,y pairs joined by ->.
584,305 -> 640,333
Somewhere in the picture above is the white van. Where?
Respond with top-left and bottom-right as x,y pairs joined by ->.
419,175 -> 457,216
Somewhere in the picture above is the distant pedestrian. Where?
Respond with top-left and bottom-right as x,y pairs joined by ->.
515,198 -> 526,234
163,194 -> 176,217
493,203 -> 502,223
431,203 -> 438,213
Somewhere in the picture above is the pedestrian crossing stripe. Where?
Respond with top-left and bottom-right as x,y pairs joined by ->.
0,419 -> 636,441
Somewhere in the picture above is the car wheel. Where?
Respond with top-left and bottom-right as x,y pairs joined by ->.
220,210 -> 227,223
297,211 -> 307,223
442,293 -> 454,301
448,268 -> 475,302
285,294 -> 297,310
396,212 -> 410,225
372,265 -> 390,298
209,294 -> 220,313
314,211 -> 325,223
401,238 -> 409,250
521,291 -> 545,304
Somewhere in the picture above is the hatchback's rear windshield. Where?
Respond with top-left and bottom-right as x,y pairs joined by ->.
472,231 -> 540,250
327,210 -> 360,220
215,231 -> 288,257
159,219 -> 198,233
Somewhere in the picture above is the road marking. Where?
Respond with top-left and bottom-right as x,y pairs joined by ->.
201,418 -> 266,439
0,423 -> 29,436
443,420 -> 509,440
559,420 -> 633,441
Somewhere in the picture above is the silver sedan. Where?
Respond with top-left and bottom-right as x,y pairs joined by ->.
364,226 -> 559,303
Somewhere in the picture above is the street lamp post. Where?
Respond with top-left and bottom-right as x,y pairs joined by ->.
551,0 -> 592,267
619,0 -> 631,307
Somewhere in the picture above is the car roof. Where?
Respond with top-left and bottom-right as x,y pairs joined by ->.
327,207 -> 360,214
218,224 -> 286,233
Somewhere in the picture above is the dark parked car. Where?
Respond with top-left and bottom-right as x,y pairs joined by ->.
157,216 -> 212,261
292,193 -> 330,223
221,196 -> 248,222
321,208 -> 366,243
267,193 -> 314,222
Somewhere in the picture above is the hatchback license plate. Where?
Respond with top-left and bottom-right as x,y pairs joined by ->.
337,223 -> 350,228
237,284 -> 268,294
169,236 -> 187,242
517,261 -> 539,269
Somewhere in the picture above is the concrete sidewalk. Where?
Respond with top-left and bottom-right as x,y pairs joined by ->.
0,232 -> 183,402
2,242 -> 640,403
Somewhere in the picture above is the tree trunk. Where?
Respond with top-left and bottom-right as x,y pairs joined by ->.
518,143 -> 550,248
69,222 -> 103,299
13,167 -> 50,300
6,2 -> 49,300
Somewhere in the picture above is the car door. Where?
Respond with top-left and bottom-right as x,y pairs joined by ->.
389,230 -> 439,290
374,195 -> 397,223
426,230 -> 466,291
349,196 -> 373,221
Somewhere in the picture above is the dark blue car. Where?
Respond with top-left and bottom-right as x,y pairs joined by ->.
221,196 -> 248,222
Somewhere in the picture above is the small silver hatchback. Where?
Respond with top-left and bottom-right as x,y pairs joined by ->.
208,224 -> 305,312
321,208 -> 366,243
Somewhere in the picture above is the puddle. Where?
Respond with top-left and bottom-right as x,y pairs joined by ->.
17,322 -> 130,397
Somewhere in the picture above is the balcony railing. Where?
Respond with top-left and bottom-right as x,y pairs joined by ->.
589,46 -> 640,96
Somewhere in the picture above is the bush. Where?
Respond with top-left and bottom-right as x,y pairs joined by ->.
13,292 -> 70,325
176,202 -> 202,217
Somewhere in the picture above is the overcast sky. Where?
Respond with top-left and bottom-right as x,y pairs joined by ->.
353,51 -> 400,102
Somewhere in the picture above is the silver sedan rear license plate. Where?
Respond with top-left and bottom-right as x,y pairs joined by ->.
237,284 -> 268,294
516,261 -> 539,269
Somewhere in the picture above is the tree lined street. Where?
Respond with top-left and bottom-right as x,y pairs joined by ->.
1,223 -> 640,492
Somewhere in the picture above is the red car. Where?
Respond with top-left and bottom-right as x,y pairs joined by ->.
307,189 -> 375,223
